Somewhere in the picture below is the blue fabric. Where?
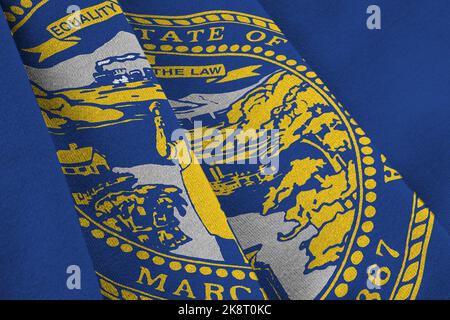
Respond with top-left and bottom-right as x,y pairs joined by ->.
121,0 -> 449,299
0,10 -> 101,299
0,0 -> 448,300
1,0 -> 267,300
259,0 -> 450,231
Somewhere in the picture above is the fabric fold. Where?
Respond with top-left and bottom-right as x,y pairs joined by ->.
1,0 -> 267,300
0,7 -> 101,299
119,0 -> 449,299
0,0 -> 448,300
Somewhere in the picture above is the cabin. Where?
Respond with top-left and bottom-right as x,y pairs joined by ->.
57,143 -> 109,176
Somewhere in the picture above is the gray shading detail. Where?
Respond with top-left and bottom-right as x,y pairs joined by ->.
25,31 -> 143,91
228,211 -> 335,300
168,72 -> 277,121
113,164 -> 224,261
